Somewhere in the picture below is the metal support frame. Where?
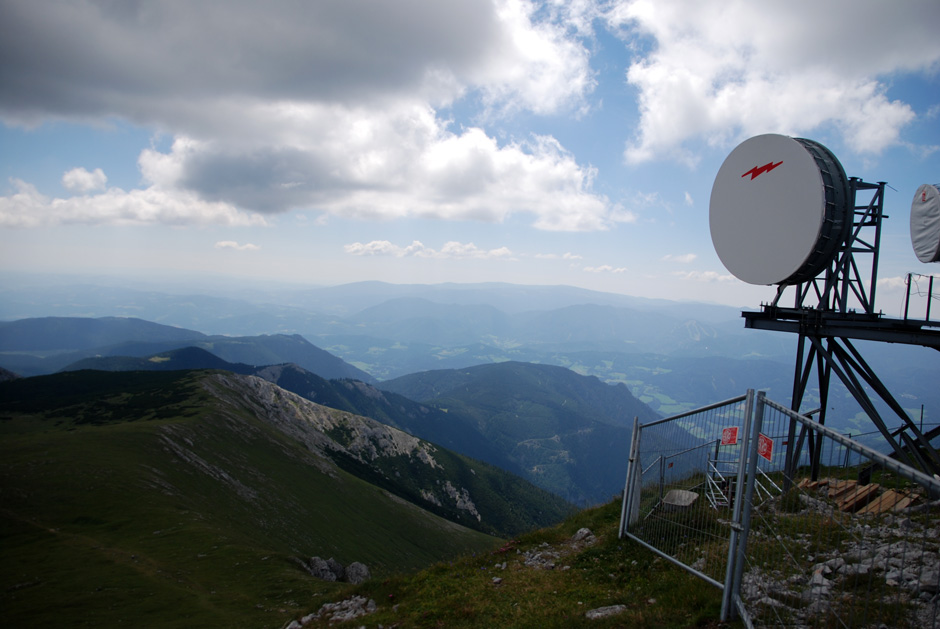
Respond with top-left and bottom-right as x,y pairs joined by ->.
750,178 -> 940,480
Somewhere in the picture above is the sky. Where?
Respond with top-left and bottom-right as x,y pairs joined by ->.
1,0 -> 939,309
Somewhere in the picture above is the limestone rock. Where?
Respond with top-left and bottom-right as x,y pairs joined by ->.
306,557 -> 337,582
345,561 -> 371,584
585,604 -> 627,620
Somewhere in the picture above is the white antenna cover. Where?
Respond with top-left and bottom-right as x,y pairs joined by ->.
911,184 -> 940,263
709,134 -> 850,285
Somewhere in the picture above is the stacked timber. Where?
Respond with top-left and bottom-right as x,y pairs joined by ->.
796,477 -> 921,514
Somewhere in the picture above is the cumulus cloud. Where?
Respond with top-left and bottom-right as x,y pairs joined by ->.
0,0 -> 612,230
62,167 -> 107,193
0,178 -> 265,228
607,0 -> 940,162
675,270 -> 736,283
344,240 -> 514,260
879,273 -> 940,293
0,0 -> 595,124
584,264 -> 627,273
535,252 -> 583,260
662,253 -> 697,263
215,241 -> 260,251
135,117 -> 613,230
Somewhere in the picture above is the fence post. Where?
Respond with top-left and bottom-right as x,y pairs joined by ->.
721,389 -> 755,621
659,455 -> 665,502
730,390 -> 766,618
619,416 -> 642,538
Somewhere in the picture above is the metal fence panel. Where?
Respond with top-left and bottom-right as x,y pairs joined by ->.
738,398 -> 940,628
620,391 -> 940,628
619,394 -> 752,589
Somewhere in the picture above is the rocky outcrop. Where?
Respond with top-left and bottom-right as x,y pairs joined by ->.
345,562 -> 371,585
290,529 -> 598,628
521,527 -> 597,571
442,480 -> 481,521
206,373 -> 442,470
741,497 -> 940,627
302,557 -> 369,584
286,595 -> 377,627
201,373 -> 492,529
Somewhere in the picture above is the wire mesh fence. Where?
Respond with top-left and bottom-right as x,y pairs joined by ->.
619,393 -> 753,589
741,397 -> 940,628
620,390 -> 940,628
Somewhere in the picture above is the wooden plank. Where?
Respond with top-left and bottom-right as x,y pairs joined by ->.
828,479 -> 858,500
857,489 -> 904,515
797,478 -> 819,490
838,484 -> 880,512
891,493 -> 919,512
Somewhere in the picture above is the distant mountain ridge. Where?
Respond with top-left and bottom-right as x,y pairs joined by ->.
60,348 -> 667,504
59,347 -> 533,475
0,317 -> 373,382
3,280 -> 937,436
61,346 -> 254,374
0,315 -> 205,351
382,362 -> 665,505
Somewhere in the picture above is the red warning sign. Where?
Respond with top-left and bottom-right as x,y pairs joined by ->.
721,426 -> 739,446
757,433 -> 774,461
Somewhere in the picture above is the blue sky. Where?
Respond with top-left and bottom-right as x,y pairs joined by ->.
1,0 -> 938,308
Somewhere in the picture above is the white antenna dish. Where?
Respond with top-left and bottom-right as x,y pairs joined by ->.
911,184 -> 940,263
709,134 -> 851,285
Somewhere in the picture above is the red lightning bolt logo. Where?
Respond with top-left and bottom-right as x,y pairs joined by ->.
742,161 -> 783,180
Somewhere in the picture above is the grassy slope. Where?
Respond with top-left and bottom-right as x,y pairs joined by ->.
44,356 -> 574,537
292,498 -> 731,628
0,371 -> 498,628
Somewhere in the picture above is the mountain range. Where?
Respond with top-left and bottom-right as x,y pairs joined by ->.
3,272 -> 937,430
0,368 -> 570,627
54,344 -> 668,505
0,316 -> 374,382
2,277 -> 936,627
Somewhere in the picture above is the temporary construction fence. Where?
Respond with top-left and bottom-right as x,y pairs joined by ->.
619,390 -> 940,627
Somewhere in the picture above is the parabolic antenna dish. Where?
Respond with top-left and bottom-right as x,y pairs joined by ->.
709,134 -> 851,285
911,184 -> 940,263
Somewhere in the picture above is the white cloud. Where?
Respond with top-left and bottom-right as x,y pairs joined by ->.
662,253 -> 696,263
675,270 -> 736,283
0,0 -> 596,125
62,167 -> 107,193
683,192 -> 693,206
584,264 -> 627,273
132,112 -> 613,230
0,178 -> 265,228
877,275 -> 909,291
476,0 -> 597,116
878,273 -> 940,293
608,0 -> 940,162
535,251 -> 583,260
344,240 -> 514,260
215,241 -> 260,251
0,0 -> 607,231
